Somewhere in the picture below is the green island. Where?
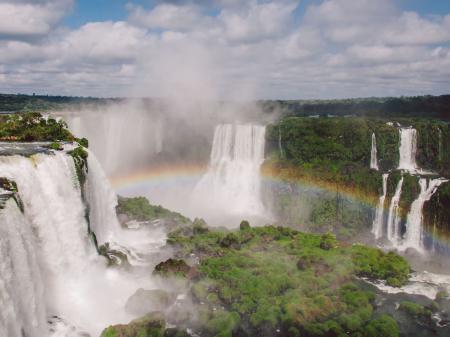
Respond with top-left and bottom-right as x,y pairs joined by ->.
101,222 -> 410,337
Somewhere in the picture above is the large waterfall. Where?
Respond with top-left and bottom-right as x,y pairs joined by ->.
398,128 -> 417,171
192,124 -> 267,223
370,133 -> 379,170
401,178 -> 447,252
386,177 -> 404,245
372,173 -> 388,239
0,150 -> 158,336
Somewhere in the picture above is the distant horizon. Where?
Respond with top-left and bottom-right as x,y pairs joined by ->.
1,91 -> 449,102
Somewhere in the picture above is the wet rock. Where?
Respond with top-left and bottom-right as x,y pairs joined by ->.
100,312 -> 165,337
125,289 -> 177,316
153,259 -> 193,278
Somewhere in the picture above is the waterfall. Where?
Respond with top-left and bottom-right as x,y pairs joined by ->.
0,199 -> 47,337
386,176 -> 404,245
398,128 -> 417,171
64,109 -> 165,176
0,152 -> 97,335
85,150 -> 122,246
0,153 -> 97,273
193,124 -> 266,218
372,173 -> 388,239
370,133 -> 379,170
401,178 -> 447,252
0,150 -> 159,336
278,125 -> 284,158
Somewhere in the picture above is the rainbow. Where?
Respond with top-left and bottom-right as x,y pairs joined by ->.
111,163 -> 207,191
110,163 -> 450,251
111,163 -> 379,208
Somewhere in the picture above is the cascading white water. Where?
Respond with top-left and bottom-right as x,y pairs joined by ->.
0,198 -> 47,337
0,153 -> 97,274
86,150 -> 166,264
398,128 -> 417,171
370,133 -> 379,170
401,178 -> 447,252
0,151 -> 161,336
386,176 -> 404,244
193,124 -> 266,221
372,173 -> 388,239
86,150 -> 122,246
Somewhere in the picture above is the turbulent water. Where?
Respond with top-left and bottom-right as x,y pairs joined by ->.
370,133 -> 379,170
372,173 -> 388,239
0,151 -> 164,337
401,178 -> 448,252
386,176 -> 404,245
192,124 -> 267,224
398,128 -> 417,171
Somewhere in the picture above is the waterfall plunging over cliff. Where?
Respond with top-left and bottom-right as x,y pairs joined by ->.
193,124 -> 266,220
387,177 -> 404,245
372,173 -> 388,239
0,150 -> 159,336
401,178 -> 447,252
370,133 -> 379,170
0,199 -> 47,337
398,128 -> 417,171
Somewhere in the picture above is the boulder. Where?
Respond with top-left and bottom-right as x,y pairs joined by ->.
100,312 -> 165,337
125,289 -> 176,316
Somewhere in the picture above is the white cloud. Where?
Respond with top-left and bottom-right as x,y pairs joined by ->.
0,0 -> 72,39
0,0 -> 450,98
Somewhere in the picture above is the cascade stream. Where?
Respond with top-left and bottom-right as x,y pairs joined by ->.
192,124 -> 267,223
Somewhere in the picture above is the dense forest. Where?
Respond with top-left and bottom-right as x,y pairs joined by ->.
259,95 -> 450,119
1,93 -> 450,120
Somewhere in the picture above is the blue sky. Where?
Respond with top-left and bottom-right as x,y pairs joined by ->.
64,0 -> 450,28
1,0 -> 450,99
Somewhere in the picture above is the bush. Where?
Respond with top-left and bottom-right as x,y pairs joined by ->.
239,220 -> 250,230
320,232 -> 337,250
365,314 -> 399,337
351,245 -> 410,287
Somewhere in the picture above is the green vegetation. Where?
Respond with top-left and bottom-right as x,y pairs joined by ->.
265,117 -> 391,199
117,196 -> 191,223
0,112 -> 75,142
100,312 -> 166,337
259,95 -> 450,119
163,224 -> 409,337
68,145 -> 88,186
399,301 -> 431,318
423,182 -> 450,248
351,245 -> 410,287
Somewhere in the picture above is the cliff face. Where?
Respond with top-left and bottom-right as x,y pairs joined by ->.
265,117 -> 449,239
423,182 -> 450,252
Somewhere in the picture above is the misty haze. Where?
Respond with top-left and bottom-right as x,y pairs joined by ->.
1,1 -> 450,337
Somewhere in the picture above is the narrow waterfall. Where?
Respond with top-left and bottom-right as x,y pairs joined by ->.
401,178 -> 447,252
0,199 -> 47,337
372,173 -> 388,239
370,133 -> 379,170
86,149 -> 122,246
386,177 -> 404,244
193,124 -> 266,217
278,125 -> 284,158
398,128 -> 417,171
64,109 -> 165,176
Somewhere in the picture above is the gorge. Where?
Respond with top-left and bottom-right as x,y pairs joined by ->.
1,110 -> 450,337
